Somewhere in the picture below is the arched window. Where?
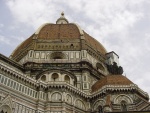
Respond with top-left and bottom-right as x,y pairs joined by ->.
41,75 -> 46,81
0,110 -> 5,113
51,73 -> 59,81
66,94 -> 72,104
64,75 -> 70,84
121,101 -> 127,111
51,92 -> 62,102
50,52 -> 66,59
0,105 -> 11,113
75,99 -> 86,110
98,106 -> 103,113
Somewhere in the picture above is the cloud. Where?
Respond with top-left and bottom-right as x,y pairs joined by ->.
5,0 -> 144,34
0,23 -> 4,32
6,0 -> 61,29
0,23 -> 4,28
0,34 -> 25,46
3,0 -> 150,95
0,35 -> 11,45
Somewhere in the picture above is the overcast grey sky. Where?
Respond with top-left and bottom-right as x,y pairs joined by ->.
0,0 -> 150,95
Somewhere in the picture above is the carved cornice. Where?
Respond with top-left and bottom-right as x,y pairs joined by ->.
0,54 -> 24,70
0,59 -> 148,100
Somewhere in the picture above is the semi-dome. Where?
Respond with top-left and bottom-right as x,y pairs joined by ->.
91,75 -> 133,92
10,13 -> 107,62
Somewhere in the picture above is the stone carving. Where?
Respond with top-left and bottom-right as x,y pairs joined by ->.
93,99 -> 105,111
114,94 -> 133,104
75,99 -> 86,110
107,62 -> 123,74
0,95 -> 13,113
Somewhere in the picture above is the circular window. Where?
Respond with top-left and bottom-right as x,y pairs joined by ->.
41,75 -> 46,81
51,73 -> 59,81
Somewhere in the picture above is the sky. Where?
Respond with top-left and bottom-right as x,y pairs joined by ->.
0,0 -> 150,96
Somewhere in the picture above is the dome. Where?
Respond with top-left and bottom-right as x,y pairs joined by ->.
10,13 -> 107,62
91,75 -> 133,92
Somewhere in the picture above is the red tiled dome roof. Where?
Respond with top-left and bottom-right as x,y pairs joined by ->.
10,15 -> 107,61
91,75 -> 133,92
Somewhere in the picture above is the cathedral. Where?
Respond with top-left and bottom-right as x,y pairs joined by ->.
0,13 -> 150,113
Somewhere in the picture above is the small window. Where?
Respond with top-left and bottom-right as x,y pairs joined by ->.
121,101 -> 127,111
83,83 -> 89,89
51,73 -> 59,81
41,75 -> 46,81
64,75 -> 70,84
98,106 -> 103,113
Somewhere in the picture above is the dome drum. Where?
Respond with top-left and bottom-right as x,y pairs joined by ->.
10,22 -> 107,63
0,13 -> 149,113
